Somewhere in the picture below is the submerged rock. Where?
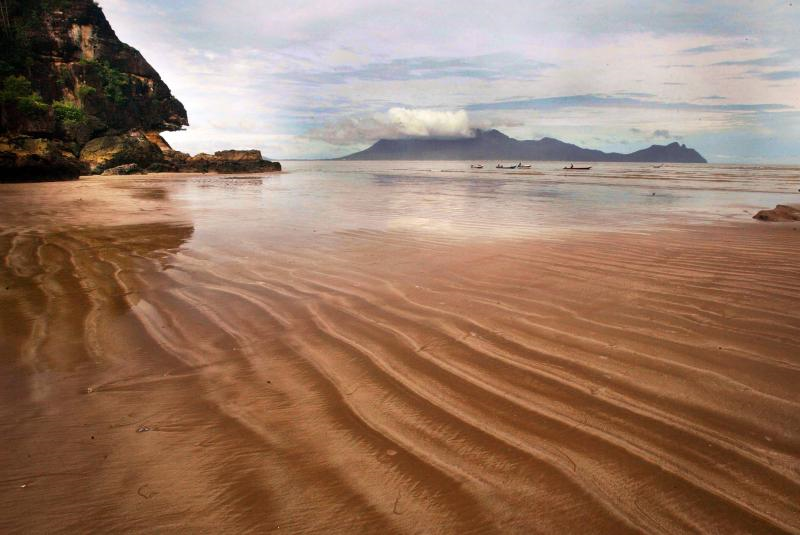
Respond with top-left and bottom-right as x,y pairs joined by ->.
0,136 -> 85,182
753,205 -> 800,222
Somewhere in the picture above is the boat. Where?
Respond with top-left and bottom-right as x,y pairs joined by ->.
563,164 -> 591,170
517,163 -> 532,169
496,163 -> 518,169
470,164 -> 484,169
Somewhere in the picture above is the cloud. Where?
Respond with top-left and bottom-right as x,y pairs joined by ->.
759,70 -> 800,80
615,91 -> 656,98
629,127 -> 680,141
306,107 -> 529,145
276,54 -> 554,84
308,107 -> 476,145
386,108 -> 471,137
712,56 -> 790,67
465,94 -> 791,113
682,45 -> 722,54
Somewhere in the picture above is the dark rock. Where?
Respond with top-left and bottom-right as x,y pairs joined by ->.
214,149 -> 264,162
181,149 -> 281,174
145,162 -> 177,173
753,205 -> 800,222
101,163 -> 142,175
80,131 -> 163,173
0,137 -> 86,182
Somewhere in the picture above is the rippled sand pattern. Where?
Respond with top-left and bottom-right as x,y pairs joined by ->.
1,164 -> 799,533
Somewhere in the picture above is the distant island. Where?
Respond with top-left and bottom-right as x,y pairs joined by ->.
338,129 -> 707,163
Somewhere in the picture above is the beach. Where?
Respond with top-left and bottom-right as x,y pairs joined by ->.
1,163 -> 799,533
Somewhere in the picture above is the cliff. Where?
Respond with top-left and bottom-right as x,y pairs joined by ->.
338,129 -> 708,163
0,0 -> 279,181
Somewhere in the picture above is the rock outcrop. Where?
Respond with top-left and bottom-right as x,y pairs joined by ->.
80,131 -> 165,173
100,163 -> 142,176
753,205 -> 800,222
0,0 -> 279,180
178,149 -> 282,174
0,136 -> 86,181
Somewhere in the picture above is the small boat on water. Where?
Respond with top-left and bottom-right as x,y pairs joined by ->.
496,163 -> 518,169
563,164 -> 591,170
470,164 -> 484,169
517,163 -> 532,169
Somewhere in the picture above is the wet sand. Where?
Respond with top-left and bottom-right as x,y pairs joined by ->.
1,170 -> 799,533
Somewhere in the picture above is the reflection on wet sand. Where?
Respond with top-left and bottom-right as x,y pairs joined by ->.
0,223 -> 194,372
0,168 -> 799,533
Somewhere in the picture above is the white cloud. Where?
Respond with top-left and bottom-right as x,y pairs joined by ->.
306,108 -> 527,146
387,108 -> 470,138
306,108 -> 471,145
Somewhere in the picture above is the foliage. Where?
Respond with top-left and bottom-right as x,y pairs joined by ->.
77,85 -> 96,100
56,66 -> 72,89
53,100 -> 87,127
0,75 -> 48,115
0,75 -> 35,102
81,59 -> 129,105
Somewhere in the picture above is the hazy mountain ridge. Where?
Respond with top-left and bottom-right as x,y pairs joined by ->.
338,129 -> 707,163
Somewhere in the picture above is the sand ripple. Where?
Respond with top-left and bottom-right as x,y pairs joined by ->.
1,170 -> 799,533
1,219 -> 798,533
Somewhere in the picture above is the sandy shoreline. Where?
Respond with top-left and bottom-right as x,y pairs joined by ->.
1,173 -> 799,533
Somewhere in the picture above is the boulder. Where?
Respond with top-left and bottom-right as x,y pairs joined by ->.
214,149 -> 263,162
80,131 -> 163,173
753,205 -> 800,222
101,163 -> 142,175
145,162 -> 177,173
0,136 -> 86,182
180,149 -> 281,173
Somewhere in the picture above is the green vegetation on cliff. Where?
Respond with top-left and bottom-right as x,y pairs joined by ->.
79,59 -> 129,105
53,100 -> 87,127
0,75 -> 48,116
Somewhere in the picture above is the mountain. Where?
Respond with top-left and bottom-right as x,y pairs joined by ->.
338,129 -> 707,163
0,0 -> 278,181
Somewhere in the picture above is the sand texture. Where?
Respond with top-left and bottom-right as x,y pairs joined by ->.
1,168 -> 799,533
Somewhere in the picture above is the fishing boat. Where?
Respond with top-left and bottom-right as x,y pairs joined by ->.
496,163 -> 518,169
517,163 -> 532,169
470,164 -> 484,169
563,164 -> 591,170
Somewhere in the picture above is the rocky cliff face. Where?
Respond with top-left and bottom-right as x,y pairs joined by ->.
0,0 -> 279,180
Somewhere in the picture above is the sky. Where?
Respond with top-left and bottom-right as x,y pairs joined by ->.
97,0 -> 800,163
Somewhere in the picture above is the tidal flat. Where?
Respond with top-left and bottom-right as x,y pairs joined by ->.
1,162 -> 799,533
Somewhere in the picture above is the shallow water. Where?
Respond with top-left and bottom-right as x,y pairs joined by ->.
3,161 -> 798,242
187,160 -> 800,240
